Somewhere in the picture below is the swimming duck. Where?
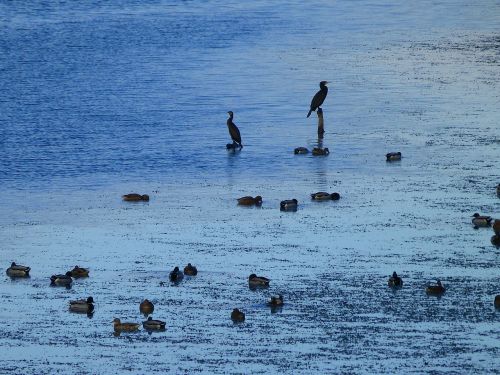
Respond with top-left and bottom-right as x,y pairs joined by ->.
388,271 -> 403,288
267,295 -> 284,306
472,213 -> 492,229
50,272 -> 73,286
69,297 -> 94,313
169,266 -> 184,282
69,265 -> 89,278
231,308 -> 245,322
312,147 -> 329,156
294,147 -> 309,155
122,193 -> 150,202
492,219 -> 500,236
184,263 -> 198,276
113,318 -> 140,332
491,235 -> 500,248
249,273 -> 270,287
280,199 -> 298,212
237,196 -> 263,206
142,316 -> 166,331
6,262 -> 30,278
426,280 -> 445,295
495,295 -> 500,309
386,152 -> 402,161
310,192 -> 340,201
139,299 -> 154,315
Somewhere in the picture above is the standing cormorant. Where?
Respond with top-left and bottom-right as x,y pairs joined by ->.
307,81 -> 328,118
226,111 -> 242,148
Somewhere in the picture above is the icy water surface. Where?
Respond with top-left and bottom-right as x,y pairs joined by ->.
1,0 -> 500,374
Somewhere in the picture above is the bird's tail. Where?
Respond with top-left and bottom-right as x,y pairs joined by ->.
307,109 -> 312,118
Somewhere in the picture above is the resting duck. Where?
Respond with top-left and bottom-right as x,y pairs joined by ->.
472,213 -> 492,228
169,266 -> 184,282
69,266 -> 89,278
231,308 -> 245,322
122,193 -> 149,202
113,318 -> 140,332
310,192 -> 340,201
491,235 -> 500,248
139,299 -> 154,315
280,199 -> 298,212
6,262 -> 30,278
493,219 -> 500,236
495,295 -> 500,309
50,272 -> 73,286
426,280 -> 445,295
268,295 -> 284,307
388,272 -> 403,288
386,152 -> 402,161
312,147 -> 329,156
237,196 -> 263,206
142,316 -> 166,331
294,147 -> 309,155
69,297 -> 94,313
249,273 -> 270,287
184,263 -> 198,276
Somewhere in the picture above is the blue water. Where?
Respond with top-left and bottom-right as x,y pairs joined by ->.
1,1 -> 499,374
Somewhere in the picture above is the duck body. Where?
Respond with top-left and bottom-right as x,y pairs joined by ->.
426,280 -> 445,296
231,308 -> 245,322
237,196 -> 262,206
50,272 -> 73,286
310,192 -> 340,201
495,295 -> 500,309
122,193 -> 149,202
307,81 -> 328,118
472,213 -> 492,228
169,266 -> 184,282
184,263 -> 198,276
388,272 -> 403,288
142,316 -> 166,330
69,297 -> 94,313
268,295 -> 284,307
312,147 -> 329,156
69,266 -> 89,278
492,219 -> 500,236
280,199 -> 298,212
113,318 -> 140,332
249,273 -> 270,287
6,262 -> 30,278
294,147 -> 309,155
140,299 -> 154,315
386,152 -> 402,161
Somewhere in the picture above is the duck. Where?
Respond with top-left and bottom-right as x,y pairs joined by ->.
312,147 -> 329,156
267,295 -> 284,307
472,213 -> 492,229
495,295 -> 500,309
69,265 -> 89,278
237,196 -> 263,206
69,297 -> 94,313
113,318 -> 140,332
294,147 -> 309,155
310,192 -> 340,201
169,266 -> 184,282
493,219 -> 500,236
184,263 -> 198,276
249,273 -> 270,287
142,316 -> 166,331
280,199 -> 298,212
386,152 -> 402,161
122,193 -> 149,202
6,262 -> 30,278
491,235 -> 500,248
139,299 -> 154,315
426,280 -> 445,295
231,308 -> 245,322
388,271 -> 403,288
50,272 -> 73,286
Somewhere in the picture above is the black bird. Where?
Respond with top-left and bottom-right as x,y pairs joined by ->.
307,81 -> 328,118
226,111 -> 242,148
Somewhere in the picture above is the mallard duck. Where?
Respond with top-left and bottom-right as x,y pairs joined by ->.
169,266 -> 184,282
280,199 -> 298,212
69,297 -> 94,313
249,273 -> 270,287
237,196 -> 262,206
388,271 -> 403,288
493,219 -> 500,236
231,308 -> 245,322
122,193 -> 149,202
312,147 -> 329,156
142,316 -> 166,330
472,213 -> 492,228
184,263 -> 198,276
426,280 -> 445,295
50,272 -> 73,286
69,265 -> 89,278
386,152 -> 402,161
491,235 -> 500,248
494,295 -> 500,309
113,318 -> 140,332
6,262 -> 30,278
310,192 -> 340,201
294,147 -> 309,155
267,295 -> 284,306
139,299 -> 154,315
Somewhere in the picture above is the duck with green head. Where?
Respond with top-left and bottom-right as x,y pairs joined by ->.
142,316 -> 166,331
50,272 -> 73,286
69,297 -> 94,314
386,152 -> 402,161
472,213 -> 492,229
6,262 -> 30,278
311,192 -> 340,201
69,265 -> 89,278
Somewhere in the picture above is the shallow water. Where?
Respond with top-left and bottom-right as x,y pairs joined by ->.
1,1 -> 500,373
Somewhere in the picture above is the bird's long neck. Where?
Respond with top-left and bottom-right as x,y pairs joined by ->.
320,84 -> 328,92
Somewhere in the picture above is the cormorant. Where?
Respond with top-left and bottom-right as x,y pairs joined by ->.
226,111 -> 242,148
307,81 -> 328,118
